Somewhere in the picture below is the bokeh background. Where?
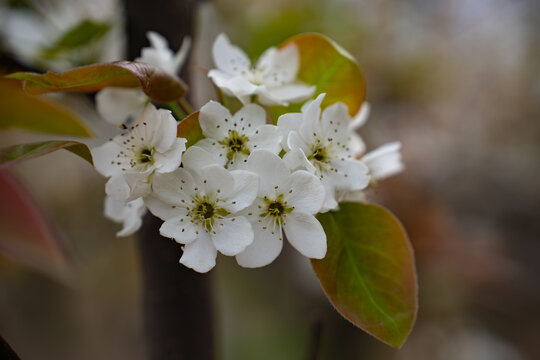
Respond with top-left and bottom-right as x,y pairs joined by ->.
1,0 -> 539,359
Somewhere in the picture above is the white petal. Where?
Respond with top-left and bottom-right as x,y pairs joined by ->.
214,75 -> 259,103
105,174 -> 130,202
320,184 -> 339,213
154,137 -> 186,173
160,216 -> 198,244
236,218 -> 283,268
283,171 -> 325,214
149,107 -> 178,153
349,102 -> 370,130
350,133 -> 366,155
92,141 -> 124,177
223,170 -> 259,212
152,169 -> 195,205
282,147 -> 316,174
212,216 -> 253,256
320,102 -> 351,142
192,139 -> 228,167
362,142 -> 404,180
198,165 -> 235,198
212,33 -> 251,75
144,195 -> 187,220
257,44 -> 299,85
96,88 -> 146,125
299,93 -> 325,139
199,100 -> 233,140
245,150 -> 290,195
284,212 -> 326,259
172,36 -> 192,74
123,169 -> 153,201
248,125 -> 282,155
257,83 -> 315,106
286,131 -> 310,155
104,196 -> 146,237
181,145 -> 221,172
277,112 -> 303,151
233,103 -> 267,130
328,158 -> 370,191
180,232 -> 217,273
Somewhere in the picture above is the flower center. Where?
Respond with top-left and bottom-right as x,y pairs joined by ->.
190,196 -> 229,233
261,194 -> 293,226
220,130 -> 250,162
139,148 -> 153,163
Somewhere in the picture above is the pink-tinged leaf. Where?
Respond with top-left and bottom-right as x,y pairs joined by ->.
269,33 -> 366,121
177,111 -> 204,148
312,202 -> 417,348
6,60 -> 187,103
0,140 -> 93,170
0,170 -> 72,279
0,78 -> 91,137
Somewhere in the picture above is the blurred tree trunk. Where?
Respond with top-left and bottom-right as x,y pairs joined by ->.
124,1 -> 215,359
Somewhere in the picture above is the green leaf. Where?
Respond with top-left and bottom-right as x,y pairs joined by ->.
177,111 -> 204,148
0,79 -> 92,137
0,140 -> 93,169
312,202 -> 417,348
268,33 -> 366,121
0,170 -> 72,280
6,60 -> 187,103
42,20 -> 111,60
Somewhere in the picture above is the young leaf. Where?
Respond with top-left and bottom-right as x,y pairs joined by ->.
268,33 -> 366,121
0,79 -> 92,137
177,111 -> 204,148
0,170 -> 72,280
0,140 -> 93,169
312,202 -> 417,348
6,60 -> 187,103
41,20 -> 111,60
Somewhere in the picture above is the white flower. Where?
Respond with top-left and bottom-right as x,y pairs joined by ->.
194,101 -> 282,169
236,150 -> 326,268
104,196 -> 146,237
362,141 -> 404,181
147,146 -> 259,273
96,31 -> 191,125
92,103 -> 186,201
208,33 -> 315,106
136,31 -> 191,76
279,94 -> 370,211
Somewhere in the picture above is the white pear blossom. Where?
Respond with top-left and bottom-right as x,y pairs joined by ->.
279,94 -> 370,211
236,150 -> 326,268
362,141 -> 404,181
147,146 -> 258,273
208,33 -> 315,106
194,101 -> 282,169
96,31 -> 191,125
104,196 -> 146,237
92,103 -> 186,202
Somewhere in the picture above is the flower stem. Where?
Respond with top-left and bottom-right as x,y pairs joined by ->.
165,101 -> 186,120
179,97 -> 194,115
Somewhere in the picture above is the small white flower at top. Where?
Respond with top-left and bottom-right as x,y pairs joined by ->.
208,33 -> 315,106
147,146 -> 259,273
236,150 -> 326,268
92,103 -> 187,202
194,100 -> 282,169
96,31 -> 191,125
278,93 -> 370,211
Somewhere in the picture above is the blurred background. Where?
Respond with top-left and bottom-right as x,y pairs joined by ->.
1,0 -> 539,359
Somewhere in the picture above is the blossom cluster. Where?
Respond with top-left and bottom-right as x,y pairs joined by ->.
92,33 -> 403,272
